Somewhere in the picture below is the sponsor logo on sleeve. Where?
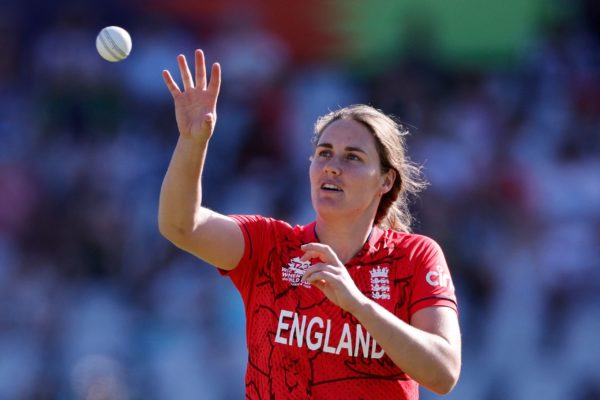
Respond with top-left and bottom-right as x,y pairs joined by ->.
426,265 -> 453,288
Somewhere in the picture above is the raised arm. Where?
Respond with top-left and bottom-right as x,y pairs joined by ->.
158,49 -> 244,270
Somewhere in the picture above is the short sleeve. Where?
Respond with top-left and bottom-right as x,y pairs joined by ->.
408,236 -> 458,318
219,215 -> 274,302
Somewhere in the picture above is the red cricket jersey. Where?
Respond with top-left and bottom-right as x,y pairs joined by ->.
221,215 -> 458,400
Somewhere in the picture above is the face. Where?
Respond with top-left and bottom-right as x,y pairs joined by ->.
309,119 -> 395,223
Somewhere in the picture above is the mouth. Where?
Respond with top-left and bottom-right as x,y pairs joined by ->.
320,183 -> 343,192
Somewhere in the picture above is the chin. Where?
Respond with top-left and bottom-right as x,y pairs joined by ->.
313,200 -> 342,219
314,201 -> 355,222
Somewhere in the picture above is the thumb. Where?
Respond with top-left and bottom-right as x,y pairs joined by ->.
203,112 -> 215,128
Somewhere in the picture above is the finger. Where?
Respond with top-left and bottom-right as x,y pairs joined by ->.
300,243 -> 337,263
177,54 -> 195,90
300,250 -> 335,264
195,49 -> 207,90
301,243 -> 333,254
303,263 -> 338,281
304,270 -> 337,285
300,250 -> 321,263
207,62 -> 221,105
162,70 -> 181,96
310,278 -> 328,289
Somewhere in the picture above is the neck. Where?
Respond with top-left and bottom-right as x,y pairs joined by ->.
314,215 -> 375,264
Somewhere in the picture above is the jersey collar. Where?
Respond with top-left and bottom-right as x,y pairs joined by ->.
302,221 -> 384,261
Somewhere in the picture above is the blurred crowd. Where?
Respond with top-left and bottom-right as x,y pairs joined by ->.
0,1 -> 599,399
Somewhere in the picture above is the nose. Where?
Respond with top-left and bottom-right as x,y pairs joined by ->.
323,158 -> 342,175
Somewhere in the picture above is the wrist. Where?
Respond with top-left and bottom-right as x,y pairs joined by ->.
181,132 -> 210,146
347,292 -> 374,318
177,134 -> 210,153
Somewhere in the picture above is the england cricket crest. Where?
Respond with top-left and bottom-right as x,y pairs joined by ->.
282,257 -> 312,288
370,266 -> 390,300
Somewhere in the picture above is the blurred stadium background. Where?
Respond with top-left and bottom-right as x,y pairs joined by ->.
1,0 -> 599,398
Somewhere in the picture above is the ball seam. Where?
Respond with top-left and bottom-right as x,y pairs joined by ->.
100,30 -> 127,60
103,30 -> 128,58
99,33 -> 121,61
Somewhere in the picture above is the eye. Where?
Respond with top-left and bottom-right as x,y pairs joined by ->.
346,153 -> 362,162
317,149 -> 332,158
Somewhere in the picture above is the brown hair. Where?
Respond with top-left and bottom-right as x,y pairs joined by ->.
312,104 -> 427,232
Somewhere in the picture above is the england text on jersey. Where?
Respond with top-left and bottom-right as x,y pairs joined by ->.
274,309 -> 384,359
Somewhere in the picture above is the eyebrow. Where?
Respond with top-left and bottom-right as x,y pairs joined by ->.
316,142 -> 368,154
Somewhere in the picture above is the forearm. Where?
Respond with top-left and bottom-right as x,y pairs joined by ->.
352,298 -> 460,394
158,135 -> 211,238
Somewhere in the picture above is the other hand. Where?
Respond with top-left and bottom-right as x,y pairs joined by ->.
301,243 -> 367,313
162,49 -> 221,143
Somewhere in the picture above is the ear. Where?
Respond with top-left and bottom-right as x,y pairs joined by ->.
380,169 -> 397,195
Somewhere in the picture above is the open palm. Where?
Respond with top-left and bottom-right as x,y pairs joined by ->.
162,49 -> 221,143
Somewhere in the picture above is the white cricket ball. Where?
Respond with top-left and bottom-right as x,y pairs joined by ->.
96,26 -> 132,62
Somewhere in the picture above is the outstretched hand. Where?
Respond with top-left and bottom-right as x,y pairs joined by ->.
301,243 -> 367,314
162,49 -> 221,143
